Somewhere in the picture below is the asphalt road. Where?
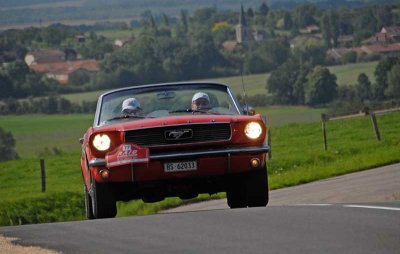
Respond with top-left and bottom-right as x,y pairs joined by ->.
0,164 -> 399,254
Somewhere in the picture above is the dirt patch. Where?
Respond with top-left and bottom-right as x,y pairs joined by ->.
0,235 -> 60,254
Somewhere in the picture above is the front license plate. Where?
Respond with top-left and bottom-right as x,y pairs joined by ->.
164,161 -> 197,172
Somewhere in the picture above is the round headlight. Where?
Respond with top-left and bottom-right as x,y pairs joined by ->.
245,122 -> 262,139
92,134 -> 111,151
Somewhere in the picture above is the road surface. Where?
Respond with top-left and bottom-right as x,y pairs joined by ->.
0,163 -> 399,254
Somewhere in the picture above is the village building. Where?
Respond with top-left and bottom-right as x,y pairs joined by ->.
25,49 -> 66,66
222,4 -> 267,50
29,59 -> 99,84
362,26 -> 400,45
327,43 -> 400,62
299,25 -> 320,35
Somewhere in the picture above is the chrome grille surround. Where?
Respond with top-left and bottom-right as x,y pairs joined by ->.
124,123 -> 231,147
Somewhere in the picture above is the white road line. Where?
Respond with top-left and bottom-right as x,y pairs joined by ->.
294,204 -> 333,206
344,205 -> 400,211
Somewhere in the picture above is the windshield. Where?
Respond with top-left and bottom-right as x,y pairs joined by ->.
96,83 -> 240,126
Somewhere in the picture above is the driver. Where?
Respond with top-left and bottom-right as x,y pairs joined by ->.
191,92 -> 210,110
121,97 -> 143,116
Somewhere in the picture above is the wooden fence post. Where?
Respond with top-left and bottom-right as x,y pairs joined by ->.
321,114 -> 328,151
370,112 -> 381,141
40,159 -> 46,192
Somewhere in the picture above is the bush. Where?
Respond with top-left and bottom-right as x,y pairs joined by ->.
0,192 -> 84,226
0,128 -> 19,162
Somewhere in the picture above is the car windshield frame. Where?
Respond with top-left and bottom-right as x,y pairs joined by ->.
93,82 -> 242,127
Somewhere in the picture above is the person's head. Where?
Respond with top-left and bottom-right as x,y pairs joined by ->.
121,97 -> 142,116
191,92 -> 210,110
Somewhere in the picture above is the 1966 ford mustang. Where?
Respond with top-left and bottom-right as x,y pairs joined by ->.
80,82 -> 270,219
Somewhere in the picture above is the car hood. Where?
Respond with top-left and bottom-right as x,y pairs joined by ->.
94,114 -> 261,132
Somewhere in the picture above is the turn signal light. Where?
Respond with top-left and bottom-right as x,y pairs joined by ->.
100,169 -> 110,179
250,158 -> 260,168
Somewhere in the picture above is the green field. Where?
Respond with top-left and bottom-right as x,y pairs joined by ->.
0,115 -> 93,158
62,61 -> 378,104
96,29 -> 139,40
0,109 -> 399,225
328,61 -> 378,86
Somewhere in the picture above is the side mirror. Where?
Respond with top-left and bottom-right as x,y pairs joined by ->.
243,105 -> 256,116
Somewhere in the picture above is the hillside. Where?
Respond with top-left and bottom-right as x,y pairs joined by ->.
0,0 -> 389,28
62,61 -> 378,104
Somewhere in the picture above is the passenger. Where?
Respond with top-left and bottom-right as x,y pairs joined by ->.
121,98 -> 143,116
191,92 -> 210,110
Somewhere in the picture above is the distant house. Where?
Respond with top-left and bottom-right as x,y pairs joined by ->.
25,49 -> 65,66
327,43 -> 400,62
362,26 -> 400,45
222,41 -> 239,51
299,25 -> 320,35
29,59 -> 99,84
336,35 -> 354,47
361,43 -> 400,55
75,35 -> 87,43
114,38 -> 132,48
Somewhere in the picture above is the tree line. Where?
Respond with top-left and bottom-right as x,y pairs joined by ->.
1,2 -> 400,107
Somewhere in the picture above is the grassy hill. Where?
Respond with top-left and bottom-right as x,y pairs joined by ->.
62,61 -> 379,104
0,109 -> 399,225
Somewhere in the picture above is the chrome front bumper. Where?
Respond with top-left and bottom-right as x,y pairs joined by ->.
89,145 -> 270,167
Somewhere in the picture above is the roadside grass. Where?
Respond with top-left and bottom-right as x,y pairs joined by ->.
62,61 -> 378,104
0,110 -> 399,226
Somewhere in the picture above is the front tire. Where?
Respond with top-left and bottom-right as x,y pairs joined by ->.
226,182 -> 247,208
84,184 -> 95,219
226,168 -> 269,208
90,173 -> 117,219
246,169 -> 269,207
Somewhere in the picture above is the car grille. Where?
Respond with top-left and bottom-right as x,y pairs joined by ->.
125,123 -> 231,147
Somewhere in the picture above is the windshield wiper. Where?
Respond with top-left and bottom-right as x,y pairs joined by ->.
169,108 -> 219,115
106,115 -> 147,122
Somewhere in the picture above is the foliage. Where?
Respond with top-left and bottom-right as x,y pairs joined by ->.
386,64 -> 400,98
321,10 -> 339,48
374,57 -> 400,99
0,95 -> 96,115
305,66 -> 338,106
0,127 -> 19,162
0,192 -> 85,226
356,73 -> 372,101
267,59 -> 310,104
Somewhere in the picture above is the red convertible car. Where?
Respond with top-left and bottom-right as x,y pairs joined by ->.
81,82 -> 270,219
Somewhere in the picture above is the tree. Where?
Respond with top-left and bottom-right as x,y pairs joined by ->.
0,72 -> 13,100
293,3 -> 317,28
374,57 -> 400,99
356,73 -> 372,101
305,66 -> 338,106
386,64 -> 400,98
0,127 -> 19,162
321,10 -> 339,48
259,2 -> 269,17
267,59 -> 307,104
180,9 -> 189,34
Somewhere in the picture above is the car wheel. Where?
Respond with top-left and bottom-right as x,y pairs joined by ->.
246,168 -> 269,207
226,178 -> 247,208
84,184 -> 95,220
90,173 -> 117,219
